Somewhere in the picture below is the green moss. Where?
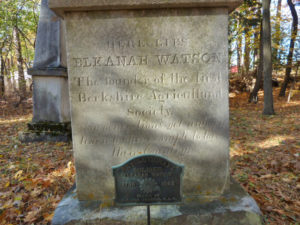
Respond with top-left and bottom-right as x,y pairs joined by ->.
27,121 -> 71,133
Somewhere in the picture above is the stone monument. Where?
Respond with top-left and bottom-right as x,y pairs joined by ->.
20,0 -> 71,142
50,0 -> 264,224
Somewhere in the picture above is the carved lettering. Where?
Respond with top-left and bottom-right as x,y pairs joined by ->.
193,130 -> 216,141
73,75 -> 151,87
111,146 -> 191,159
155,53 -> 221,65
152,89 -> 223,101
128,106 -> 171,118
107,38 -> 187,49
78,92 -> 142,103
72,55 -> 149,67
72,52 -> 223,68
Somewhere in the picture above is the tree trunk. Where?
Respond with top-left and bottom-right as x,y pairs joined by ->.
279,0 -> 298,97
253,28 -> 259,69
237,20 -> 242,74
287,61 -> 299,103
14,26 -> 26,98
243,30 -> 251,75
253,6 -> 262,71
273,0 -> 282,62
237,42 -> 241,74
249,21 -> 264,103
263,0 -> 275,115
0,49 -> 5,98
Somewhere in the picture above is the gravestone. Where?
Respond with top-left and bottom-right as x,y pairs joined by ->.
50,0 -> 264,224
20,0 -> 71,142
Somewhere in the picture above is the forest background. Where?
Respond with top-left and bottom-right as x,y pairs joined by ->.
0,0 -> 299,224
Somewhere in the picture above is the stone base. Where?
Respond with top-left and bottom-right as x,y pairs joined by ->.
27,121 -> 71,133
18,131 -> 71,142
28,67 -> 67,77
31,74 -> 70,123
19,122 -> 71,142
52,178 -> 264,225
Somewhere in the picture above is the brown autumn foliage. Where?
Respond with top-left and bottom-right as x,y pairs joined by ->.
0,88 -> 299,224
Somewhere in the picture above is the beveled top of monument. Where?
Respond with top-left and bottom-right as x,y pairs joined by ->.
49,0 -> 243,17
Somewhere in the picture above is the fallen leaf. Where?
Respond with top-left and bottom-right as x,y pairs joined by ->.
24,208 -> 41,223
260,174 -> 272,179
43,212 -> 54,221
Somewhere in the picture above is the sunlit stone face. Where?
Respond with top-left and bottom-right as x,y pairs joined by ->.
65,8 -> 230,201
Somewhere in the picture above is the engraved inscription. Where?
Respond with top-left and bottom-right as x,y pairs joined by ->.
155,53 -> 221,65
151,89 -> 223,101
72,52 -> 223,67
107,38 -> 187,49
112,146 -> 192,160
73,55 -> 148,67
78,92 -> 142,103
75,90 -> 223,103
67,11 -> 230,201
128,106 -> 171,117
78,118 -> 226,151
72,72 -> 222,87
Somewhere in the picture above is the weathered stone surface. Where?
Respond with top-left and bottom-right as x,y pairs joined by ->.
20,74 -> 71,142
27,0 -> 70,129
27,121 -> 71,132
28,68 -> 67,77
19,121 -> 71,143
32,0 -> 66,69
62,8 -> 230,201
18,131 -> 71,143
49,0 -> 243,17
52,178 -> 264,225
32,76 -> 70,123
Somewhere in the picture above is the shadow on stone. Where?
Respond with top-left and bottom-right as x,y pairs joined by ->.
52,178 -> 264,225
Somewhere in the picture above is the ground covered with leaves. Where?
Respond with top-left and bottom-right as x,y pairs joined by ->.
0,98 -> 75,224
0,89 -> 299,224
230,89 -> 300,224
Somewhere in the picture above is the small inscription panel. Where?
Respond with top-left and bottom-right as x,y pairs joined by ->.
112,155 -> 184,205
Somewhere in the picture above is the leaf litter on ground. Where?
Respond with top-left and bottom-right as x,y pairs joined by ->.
230,88 -> 300,225
0,89 -> 299,224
